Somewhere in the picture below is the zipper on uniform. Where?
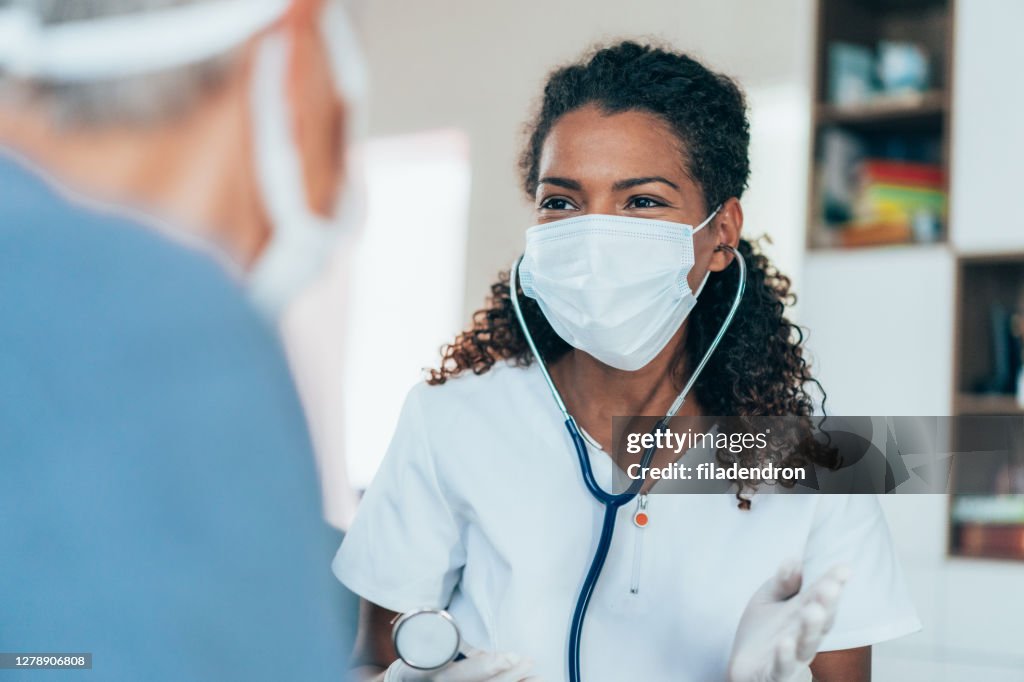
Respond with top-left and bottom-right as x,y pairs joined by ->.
630,494 -> 649,595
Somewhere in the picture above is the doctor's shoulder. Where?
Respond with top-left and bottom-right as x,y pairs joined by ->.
418,269 -> 554,410
410,358 -> 537,430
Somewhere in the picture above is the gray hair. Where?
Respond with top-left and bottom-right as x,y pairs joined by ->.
0,0 -> 240,127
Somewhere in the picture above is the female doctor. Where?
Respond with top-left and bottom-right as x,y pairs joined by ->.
335,41 -> 920,681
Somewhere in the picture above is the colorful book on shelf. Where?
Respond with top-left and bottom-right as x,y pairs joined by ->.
835,221 -> 912,247
857,183 -> 947,219
859,159 -> 945,188
956,522 -> 1024,559
836,158 -> 948,245
952,496 -> 1024,524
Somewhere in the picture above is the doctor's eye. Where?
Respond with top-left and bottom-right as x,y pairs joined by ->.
538,197 -> 578,211
626,196 -> 666,209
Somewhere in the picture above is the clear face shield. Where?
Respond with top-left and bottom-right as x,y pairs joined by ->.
0,0 -> 370,320
0,0 -> 292,82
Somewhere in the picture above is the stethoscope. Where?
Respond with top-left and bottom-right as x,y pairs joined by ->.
508,244 -> 747,682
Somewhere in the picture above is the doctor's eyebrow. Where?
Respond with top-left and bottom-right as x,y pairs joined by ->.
612,176 -> 680,191
538,176 -> 582,191
537,176 -> 681,192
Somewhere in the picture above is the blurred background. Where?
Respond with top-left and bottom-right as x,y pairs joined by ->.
289,0 -> 1024,679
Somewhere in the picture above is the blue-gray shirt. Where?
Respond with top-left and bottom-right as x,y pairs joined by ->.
0,152 -> 351,680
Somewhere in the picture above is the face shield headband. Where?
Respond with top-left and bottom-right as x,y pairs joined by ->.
0,0 -> 289,82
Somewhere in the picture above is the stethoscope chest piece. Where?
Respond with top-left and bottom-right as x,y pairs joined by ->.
392,608 -> 462,671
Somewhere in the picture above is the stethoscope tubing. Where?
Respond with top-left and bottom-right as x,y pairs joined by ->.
509,244 -> 746,682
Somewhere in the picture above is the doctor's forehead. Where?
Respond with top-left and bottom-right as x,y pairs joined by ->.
535,105 -> 693,191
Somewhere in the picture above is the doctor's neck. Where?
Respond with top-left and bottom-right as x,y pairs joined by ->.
550,323 -> 701,424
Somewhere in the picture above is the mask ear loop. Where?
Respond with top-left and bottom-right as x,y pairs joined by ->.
691,203 -> 723,234
690,204 -> 724,297
665,243 -> 746,417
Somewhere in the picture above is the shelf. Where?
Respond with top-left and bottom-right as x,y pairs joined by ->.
808,226 -> 946,251
815,90 -> 947,131
955,393 -> 1024,415
955,257 -> 1024,405
958,251 -> 1024,266
807,0 -> 953,253
862,0 -> 947,8
950,521 -> 1024,561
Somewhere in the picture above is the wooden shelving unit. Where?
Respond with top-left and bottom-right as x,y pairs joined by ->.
949,253 -> 1024,560
807,2 -> 1024,562
807,0 -> 953,250
954,393 -> 1024,416
815,88 -> 946,128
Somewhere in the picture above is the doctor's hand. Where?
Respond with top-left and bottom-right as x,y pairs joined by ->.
726,561 -> 851,682
383,645 -> 542,682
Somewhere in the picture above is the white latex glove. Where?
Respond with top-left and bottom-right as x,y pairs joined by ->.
383,644 -> 542,682
727,561 -> 851,682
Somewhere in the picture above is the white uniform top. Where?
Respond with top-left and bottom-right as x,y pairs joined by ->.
334,361 -> 920,681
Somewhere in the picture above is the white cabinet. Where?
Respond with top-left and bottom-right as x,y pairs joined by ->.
798,245 -> 955,416
949,0 -> 1024,253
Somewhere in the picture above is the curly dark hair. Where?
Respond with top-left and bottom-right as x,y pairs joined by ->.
428,41 -> 837,506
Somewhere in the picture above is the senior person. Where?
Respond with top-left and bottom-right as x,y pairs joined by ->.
0,1 -> 362,678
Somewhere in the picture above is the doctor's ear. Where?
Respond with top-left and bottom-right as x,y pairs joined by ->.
706,197 -> 743,273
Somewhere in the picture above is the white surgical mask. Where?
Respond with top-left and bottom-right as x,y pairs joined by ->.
247,1 -> 369,319
518,208 -> 719,371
